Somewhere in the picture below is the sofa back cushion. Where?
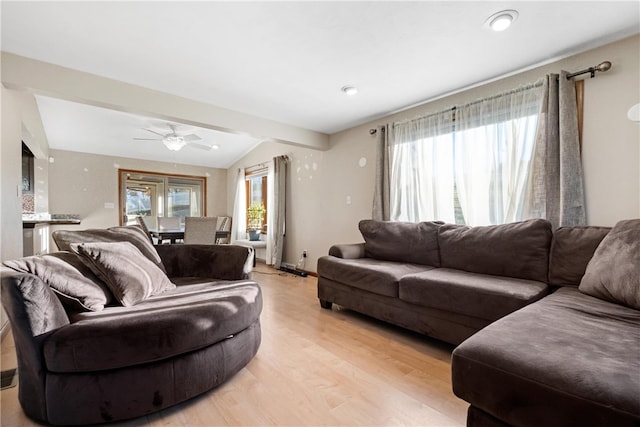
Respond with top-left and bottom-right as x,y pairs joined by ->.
359,220 -> 441,267
549,225 -> 611,287
52,225 -> 166,274
438,219 -> 552,282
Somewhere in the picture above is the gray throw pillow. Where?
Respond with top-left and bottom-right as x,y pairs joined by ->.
3,252 -> 112,311
70,241 -> 176,307
52,225 -> 167,274
579,219 -> 640,310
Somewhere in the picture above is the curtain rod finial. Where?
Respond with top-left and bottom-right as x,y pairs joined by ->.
596,61 -> 612,73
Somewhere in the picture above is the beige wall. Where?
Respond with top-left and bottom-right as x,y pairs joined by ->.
1,87 -> 51,333
228,35 -> 640,273
47,149 -> 228,248
1,88 -> 24,262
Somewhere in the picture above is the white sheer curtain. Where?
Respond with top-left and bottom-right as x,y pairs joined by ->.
230,168 -> 246,243
454,82 -> 543,225
390,111 -> 456,222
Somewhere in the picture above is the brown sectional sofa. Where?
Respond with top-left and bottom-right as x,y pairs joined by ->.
318,218 -> 640,426
1,226 -> 262,425
318,219 -> 554,345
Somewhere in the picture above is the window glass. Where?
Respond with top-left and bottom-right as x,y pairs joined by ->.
390,83 -> 542,225
245,167 -> 268,232
120,170 -> 205,228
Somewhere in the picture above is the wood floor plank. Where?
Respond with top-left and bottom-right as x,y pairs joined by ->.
0,263 -> 467,426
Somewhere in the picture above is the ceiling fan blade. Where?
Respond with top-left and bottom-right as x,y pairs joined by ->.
143,128 -> 168,137
133,138 -> 163,141
188,142 -> 214,151
182,134 -> 202,141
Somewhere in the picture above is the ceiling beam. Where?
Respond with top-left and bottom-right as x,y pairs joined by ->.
1,52 -> 329,151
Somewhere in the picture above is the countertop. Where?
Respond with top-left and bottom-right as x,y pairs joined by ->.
22,214 -> 81,228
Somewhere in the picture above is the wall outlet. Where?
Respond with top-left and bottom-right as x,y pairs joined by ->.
303,250 -> 307,258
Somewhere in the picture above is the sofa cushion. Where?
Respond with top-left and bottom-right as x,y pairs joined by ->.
52,225 -> 167,274
579,219 -> 640,310
438,219 -> 552,282
3,252 -> 113,312
317,256 -> 431,298
359,220 -> 441,266
549,225 -> 610,287
70,241 -> 175,306
399,268 -> 548,321
452,287 -> 640,427
43,280 -> 262,373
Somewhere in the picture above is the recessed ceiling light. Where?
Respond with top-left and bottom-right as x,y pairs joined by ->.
484,10 -> 518,32
341,85 -> 358,96
211,144 -> 220,150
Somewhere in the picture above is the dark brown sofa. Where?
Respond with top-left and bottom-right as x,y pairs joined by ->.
318,218 -> 640,426
452,219 -> 640,426
318,218 -> 554,345
1,226 -> 262,425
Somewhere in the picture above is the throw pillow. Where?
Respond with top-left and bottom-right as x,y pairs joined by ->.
579,219 -> 640,310
52,225 -> 167,274
70,241 -> 176,307
3,252 -> 112,311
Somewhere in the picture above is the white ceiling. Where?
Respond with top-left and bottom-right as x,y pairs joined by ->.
2,1 -> 639,168
33,95 -> 264,168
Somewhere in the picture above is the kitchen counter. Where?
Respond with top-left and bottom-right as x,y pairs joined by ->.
22,214 -> 81,229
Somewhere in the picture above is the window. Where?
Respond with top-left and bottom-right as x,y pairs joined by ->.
245,165 -> 268,232
390,83 -> 543,226
119,169 -> 205,228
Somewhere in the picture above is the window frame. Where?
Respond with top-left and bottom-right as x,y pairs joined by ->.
244,165 -> 268,232
118,169 -> 206,227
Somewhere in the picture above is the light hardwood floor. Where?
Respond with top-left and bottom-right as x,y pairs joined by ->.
1,263 -> 468,426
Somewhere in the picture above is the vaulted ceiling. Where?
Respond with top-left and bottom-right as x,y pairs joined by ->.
2,1 -> 638,167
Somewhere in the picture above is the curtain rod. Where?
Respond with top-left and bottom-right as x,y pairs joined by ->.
566,60 -> 611,80
369,61 -> 612,135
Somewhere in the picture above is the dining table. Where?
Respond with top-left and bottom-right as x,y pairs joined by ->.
149,228 -> 230,244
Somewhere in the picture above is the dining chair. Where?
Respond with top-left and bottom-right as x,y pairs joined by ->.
135,216 -> 153,243
215,216 -> 232,244
184,217 -> 219,244
157,216 -> 181,230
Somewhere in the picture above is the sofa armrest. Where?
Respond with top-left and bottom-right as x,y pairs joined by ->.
328,243 -> 366,259
1,268 -> 70,422
156,244 -> 253,280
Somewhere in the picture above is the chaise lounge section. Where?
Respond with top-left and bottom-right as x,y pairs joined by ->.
452,219 -> 640,426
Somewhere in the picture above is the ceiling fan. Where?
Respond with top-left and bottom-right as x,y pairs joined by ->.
134,124 -> 217,151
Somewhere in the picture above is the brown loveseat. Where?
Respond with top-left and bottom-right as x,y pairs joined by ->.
1,226 -> 262,426
318,218 -> 640,426
318,218 -> 555,345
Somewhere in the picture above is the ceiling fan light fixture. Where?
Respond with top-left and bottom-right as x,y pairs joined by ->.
485,10 -> 518,32
163,135 -> 187,151
341,85 -> 358,96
